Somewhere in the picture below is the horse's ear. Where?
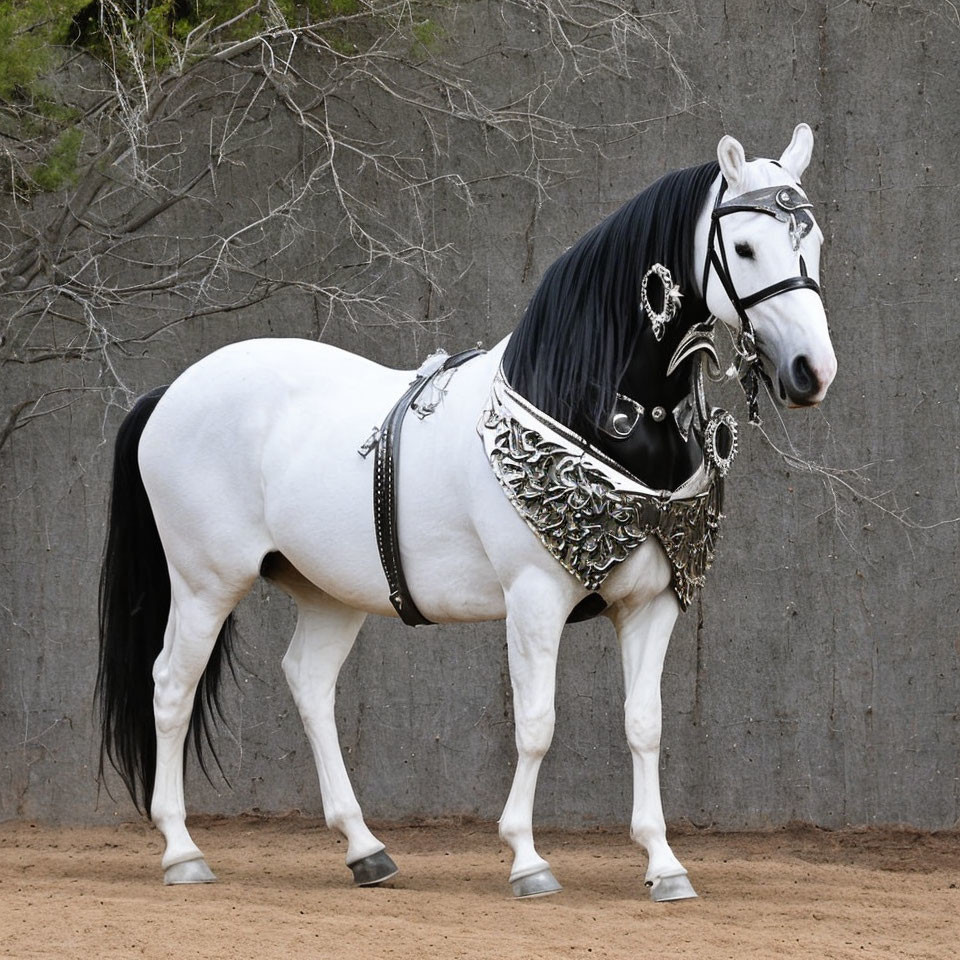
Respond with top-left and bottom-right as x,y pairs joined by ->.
717,135 -> 746,189
779,123 -> 814,180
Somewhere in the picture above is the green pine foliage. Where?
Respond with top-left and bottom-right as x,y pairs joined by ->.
30,125 -> 84,191
0,1 -> 439,192
0,1 -> 89,102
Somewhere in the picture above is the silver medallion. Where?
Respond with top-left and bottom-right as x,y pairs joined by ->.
640,263 -> 683,342
703,409 -> 739,477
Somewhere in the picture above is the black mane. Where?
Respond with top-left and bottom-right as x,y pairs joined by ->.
502,160 -> 720,431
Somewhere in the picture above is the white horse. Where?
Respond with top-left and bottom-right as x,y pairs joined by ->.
97,125 -> 836,899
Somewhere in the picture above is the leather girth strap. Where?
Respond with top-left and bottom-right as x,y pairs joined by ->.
374,348 -> 485,626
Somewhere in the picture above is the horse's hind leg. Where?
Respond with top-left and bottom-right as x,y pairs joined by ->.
271,562 -> 394,886
153,572 -> 251,885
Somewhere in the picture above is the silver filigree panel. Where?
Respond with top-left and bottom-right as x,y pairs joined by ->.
480,396 -> 724,609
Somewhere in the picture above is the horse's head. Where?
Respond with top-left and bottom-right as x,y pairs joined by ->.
697,124 -> 837,406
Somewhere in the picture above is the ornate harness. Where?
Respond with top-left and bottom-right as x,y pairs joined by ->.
364,178 -> 823,624
479,372 -> 722,609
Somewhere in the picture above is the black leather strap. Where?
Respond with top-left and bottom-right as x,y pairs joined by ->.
739,274 -> 820,309
373,348 -> 485,626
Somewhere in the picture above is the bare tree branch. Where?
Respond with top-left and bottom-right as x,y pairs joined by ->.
0,0 -> 697,453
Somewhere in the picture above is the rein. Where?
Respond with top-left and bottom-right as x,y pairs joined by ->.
702,180 -> 822,422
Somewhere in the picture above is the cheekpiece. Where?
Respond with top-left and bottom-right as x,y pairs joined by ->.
478,373 -> 724,610
640,263 -> 682,342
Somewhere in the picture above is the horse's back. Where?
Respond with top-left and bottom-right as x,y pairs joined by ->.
160,336 -> 406,397
136,337 -> 511,617
136,339 -> 401,588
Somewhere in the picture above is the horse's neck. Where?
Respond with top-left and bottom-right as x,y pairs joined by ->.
618,326 -> 695,409
576,317 -> 705,492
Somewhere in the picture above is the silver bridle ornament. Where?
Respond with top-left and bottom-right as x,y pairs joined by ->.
717,185 -> 816,252
667,319 -> 741,476
703,410 -> 738,477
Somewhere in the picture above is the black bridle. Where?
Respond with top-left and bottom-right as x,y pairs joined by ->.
702,180 -> 823,423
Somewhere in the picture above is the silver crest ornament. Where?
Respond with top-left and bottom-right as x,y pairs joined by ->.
640,263 -> 682,342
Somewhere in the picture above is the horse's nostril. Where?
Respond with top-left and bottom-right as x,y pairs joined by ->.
781,355 -> 821,405
791,355 -> 815,395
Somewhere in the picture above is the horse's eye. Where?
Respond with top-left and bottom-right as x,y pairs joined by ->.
734,242 -> 755,259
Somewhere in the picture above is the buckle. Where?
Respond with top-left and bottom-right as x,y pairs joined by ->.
600,395 -> 644,439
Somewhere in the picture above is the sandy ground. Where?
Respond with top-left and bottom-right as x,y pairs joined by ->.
2,817 -> 959,960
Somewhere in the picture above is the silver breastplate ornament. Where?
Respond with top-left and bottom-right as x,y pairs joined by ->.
478,314 -> 738,610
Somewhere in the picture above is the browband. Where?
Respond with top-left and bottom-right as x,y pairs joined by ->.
702,180 -> 821,309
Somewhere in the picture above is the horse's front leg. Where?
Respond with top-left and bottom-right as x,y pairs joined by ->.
498,571 -> 571,898
610,589 -> 698,902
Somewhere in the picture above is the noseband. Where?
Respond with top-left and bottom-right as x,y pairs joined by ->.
702,181 -> 823,422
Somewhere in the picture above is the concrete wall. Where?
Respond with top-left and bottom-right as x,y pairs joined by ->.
2,0 -> 959,829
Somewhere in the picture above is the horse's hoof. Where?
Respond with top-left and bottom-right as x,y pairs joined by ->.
648,872 -> 697,902
511,867 -> 562,899
163,857 -> 217,885
349,849 -> 398,886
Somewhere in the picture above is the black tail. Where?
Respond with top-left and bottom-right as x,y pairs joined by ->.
96,386 -> 237,814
